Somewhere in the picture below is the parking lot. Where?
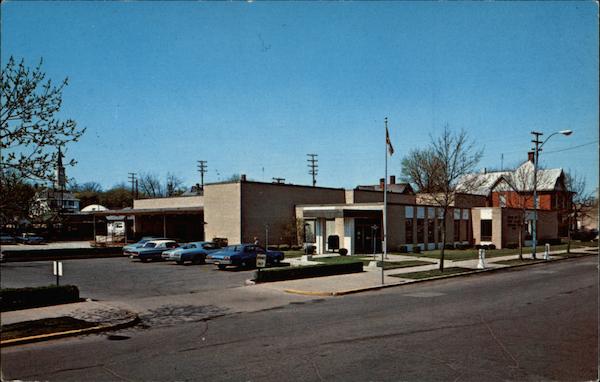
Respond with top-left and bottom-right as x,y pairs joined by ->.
0,256 -> 255,302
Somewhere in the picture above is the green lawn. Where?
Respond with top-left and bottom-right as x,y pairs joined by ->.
313,256 -> 434,270
389,267 -> 473,280
1,316 -> 97,341
399,241 -> 597,262
492,258 -> 546,266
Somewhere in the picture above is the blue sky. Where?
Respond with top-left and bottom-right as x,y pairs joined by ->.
2,1 -> 598,193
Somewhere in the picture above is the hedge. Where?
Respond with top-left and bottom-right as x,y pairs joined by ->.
2,247 -> 123,262
253,261 -> 363,283
1,285 -> 80,312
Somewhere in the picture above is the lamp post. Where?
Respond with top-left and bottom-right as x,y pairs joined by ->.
530,129 -> 572,259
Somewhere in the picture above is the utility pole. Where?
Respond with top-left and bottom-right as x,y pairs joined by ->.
307,154 -> 318,187
128,172 -> 137,202
272,177 -> 285,184
197,160 -> 207,189
530,131 -> 543,260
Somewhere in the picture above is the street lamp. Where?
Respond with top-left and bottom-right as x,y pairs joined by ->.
530,129 -> 573,259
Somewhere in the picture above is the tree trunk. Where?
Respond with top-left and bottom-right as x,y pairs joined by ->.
518,225 -> 523,261
567,215 -> 572,254
440,216 -> 446,272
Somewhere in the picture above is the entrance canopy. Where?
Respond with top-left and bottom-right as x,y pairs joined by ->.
300,205 -> 383,219
87,206 -> 203,217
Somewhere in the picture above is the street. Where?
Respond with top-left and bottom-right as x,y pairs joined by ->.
1,256 -> 597,381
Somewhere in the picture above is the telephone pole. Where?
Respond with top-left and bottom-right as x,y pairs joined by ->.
307,154 -> 318,187
128,172 -> 137,200
197,160 -> 207,189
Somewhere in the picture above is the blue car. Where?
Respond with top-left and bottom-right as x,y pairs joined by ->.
206,244 -> 284,270
129,240 -> 179,262
123,237 -> 166,256
161,241 -> 220,265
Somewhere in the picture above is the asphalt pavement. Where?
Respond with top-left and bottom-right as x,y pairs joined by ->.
0,257 -> 254,301
2,256 -> 597,381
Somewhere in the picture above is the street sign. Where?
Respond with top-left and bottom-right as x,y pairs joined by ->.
53,261 -> 63,276
53,261 -> 63,286
256,254 -> 267,268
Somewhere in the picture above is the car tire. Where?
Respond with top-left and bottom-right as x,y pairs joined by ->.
218,264 -> 227,270
140,258 -> 148,263
176,260 -> 184,265
192,256 -> 205,265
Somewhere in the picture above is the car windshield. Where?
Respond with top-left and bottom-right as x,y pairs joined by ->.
143,243 -> 156,248
224,245 -> 242,252
183,244 -> 196,249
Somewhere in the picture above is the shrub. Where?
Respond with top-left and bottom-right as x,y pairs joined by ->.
339,248 -> 348,256
306,245 -> 316,255
412,246 -> 421,254
279,244 -> 290,251
488,244 -> 496,250
1,285 -> 80,312
444,244 -> 454,250
291,245 -> 302,251
399,246 -> 408,253
253,261 -> 363,283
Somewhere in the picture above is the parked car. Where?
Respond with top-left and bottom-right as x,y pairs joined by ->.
123,237 -> 166,256
15,233 -> 45,245
162,241 -> 220,265
206,244 -> 284,270
129,240 -> 179,262
0,233 -> 16,245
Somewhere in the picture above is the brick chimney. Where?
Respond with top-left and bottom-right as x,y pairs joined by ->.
240,174 -> 247,182
390,175 -> 396,184
527,151 -> 535,162
379,178 -> 385,188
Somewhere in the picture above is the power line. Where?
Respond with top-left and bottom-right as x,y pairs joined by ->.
197,160 -> 207,189
307,153 -> 318,187
543,140 -> 599,154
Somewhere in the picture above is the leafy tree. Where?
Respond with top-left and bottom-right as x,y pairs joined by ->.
0,172 -> 36,225
402,126 -> 483,272
1,57 -> 85,181
99,184 -> 133,209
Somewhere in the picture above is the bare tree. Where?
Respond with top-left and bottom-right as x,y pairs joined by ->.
402,126 -> 483,272
166,172 -> 185,197
1,57 -> 85,182
138,173 -> 164,198
501,163 -> 551,259
563,171 -> 594,253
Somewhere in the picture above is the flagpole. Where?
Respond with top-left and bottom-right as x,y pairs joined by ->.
382,117 -> 388,285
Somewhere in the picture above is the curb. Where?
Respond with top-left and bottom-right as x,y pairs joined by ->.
0,313 -> 140,347
283,252 -> 597,297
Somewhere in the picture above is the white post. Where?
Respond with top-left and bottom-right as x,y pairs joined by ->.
544,243 -> 550,260
477,248 -> 486,269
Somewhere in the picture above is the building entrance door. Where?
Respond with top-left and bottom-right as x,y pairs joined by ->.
354,218 -> 381,254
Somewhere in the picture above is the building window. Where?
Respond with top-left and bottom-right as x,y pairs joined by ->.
304,220 -> 316,243
427,219 -> 434,243
481,220 -> 492,241
499,194 -> 506,208
405,219 -> 413,244
454,220 -> 460,241
437,219 -> 443,242
417,219 -> 424,243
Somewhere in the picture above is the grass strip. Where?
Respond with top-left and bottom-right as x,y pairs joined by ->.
492,258 -> 546,266
1,317 -> 97,341
389,267 -> 473,280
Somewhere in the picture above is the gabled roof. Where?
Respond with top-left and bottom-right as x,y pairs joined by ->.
457,160 -> 564,196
